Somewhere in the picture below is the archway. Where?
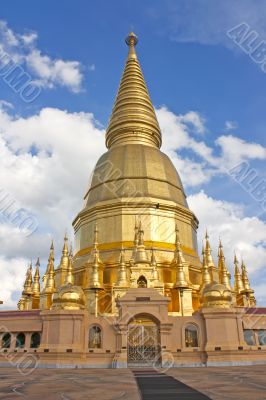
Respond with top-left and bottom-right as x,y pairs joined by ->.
127,314 -> 161,367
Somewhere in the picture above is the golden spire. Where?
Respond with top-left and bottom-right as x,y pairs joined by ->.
105,32 -> 162,149
133,219 -> 149,263
90,223 -> 102,288
60,232 -> 69,269
151,248 -> 159,282
42,240 -> 54,289
65,246 -> 74,285
234,253 -> 244,293
201,244 -> 211,287
46,244 -> 55,292
241,260 -> 251,291
24,261 -> 33,294
204,229 -> 215,278
32,257 -> 41,295
116,247 -> 128,287
240,260 -> 256,306
173,226 -> 188,288
218,240 -> 231,289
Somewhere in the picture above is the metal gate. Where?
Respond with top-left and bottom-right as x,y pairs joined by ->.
127,316 -> 161,367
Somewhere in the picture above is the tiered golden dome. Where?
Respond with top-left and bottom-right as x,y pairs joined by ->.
202,282 -> 232,308
52,283 -> 85,310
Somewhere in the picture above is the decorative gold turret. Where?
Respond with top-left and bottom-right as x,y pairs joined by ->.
241,260 -> 256,306
234,254 -> 244,294
32,257 -> 41,309
105,32 -> 162,149
116,248 -> 128,287
200,244 -> 212,291
42,241 -> 54,290
172,225 -> 193,315
151,248 -> 159,282
65,246 -> 74,285
56,233 -> 69,286
173,226 -> 188,288
40,241 -> 56,310
18,262 -> 33,310
204,230 -> 216,280
89,223 -> 103,288
24,262 -> 33,294
218,240 -> 231,290
133,220 -> 149,264
132,217 -> 139,260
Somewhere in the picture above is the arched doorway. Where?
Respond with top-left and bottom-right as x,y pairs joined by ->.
127,314 -> 161,367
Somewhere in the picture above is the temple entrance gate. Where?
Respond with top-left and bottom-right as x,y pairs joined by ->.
127,315 -> 161,367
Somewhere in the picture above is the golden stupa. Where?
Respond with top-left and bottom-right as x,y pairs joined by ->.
18,32 -> 256,314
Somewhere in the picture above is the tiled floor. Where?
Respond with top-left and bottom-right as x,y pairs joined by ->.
0,365 -> 265,399
167,365 -> 266,400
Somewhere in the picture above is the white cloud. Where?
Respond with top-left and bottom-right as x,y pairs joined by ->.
157,106 -> 266,187
0,20 -> 83,92
216,134 -> 266,166
188,190 -> 266,274
0,107 -> 105,307
0,256 -> 28,309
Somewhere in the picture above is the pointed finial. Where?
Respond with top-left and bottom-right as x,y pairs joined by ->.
125,32 -> 138,61
125,31 -> 138,47
205,229 -> 209,240
50,239 -> 54,251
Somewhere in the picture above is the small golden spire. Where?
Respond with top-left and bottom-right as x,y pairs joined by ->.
201,243 -> 211,287
218,240 -> 231,289
60,232 -> 69,269
89,223 -> 102,288
42,240 -> 54,288
65,245 -> 74,285
241,260 -> 251,291
24,261 -> 33,294
105,33 -> 162,149
173,226 -> 188,288
204,229 -> 215,274
32,257 -> 41,295
151,248 -> 160,282
45,246 -> 55,292
116,247 -> 128,287
234,253 -> 244,293
133,220 -> 149,263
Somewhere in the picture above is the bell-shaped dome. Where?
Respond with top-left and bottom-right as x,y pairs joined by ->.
84,144 -> 188,208
202,281 -> 232,308
52,283 -> 85,310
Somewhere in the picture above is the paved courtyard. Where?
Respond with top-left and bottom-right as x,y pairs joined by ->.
0,365 -> 265,399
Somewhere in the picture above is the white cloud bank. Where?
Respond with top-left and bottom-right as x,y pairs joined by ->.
0,104 -> 266,307
157,106 -> 266,187
0,20 -> 83,92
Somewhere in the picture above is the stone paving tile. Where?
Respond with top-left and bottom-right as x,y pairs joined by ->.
166,365 -> 266,400
0,366 -> 265,400
0,368 -> 140,400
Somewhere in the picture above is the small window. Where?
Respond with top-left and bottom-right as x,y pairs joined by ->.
89,326 -> 102,349
258,330 -> 266,346
185,324 -> 199,347
16,333 -> 25,348
30,333 -> 41,348
2,333 -> 11,348
244,329 -> 255,345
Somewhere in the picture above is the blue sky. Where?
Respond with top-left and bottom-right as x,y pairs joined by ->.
1,0 -> 266,307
